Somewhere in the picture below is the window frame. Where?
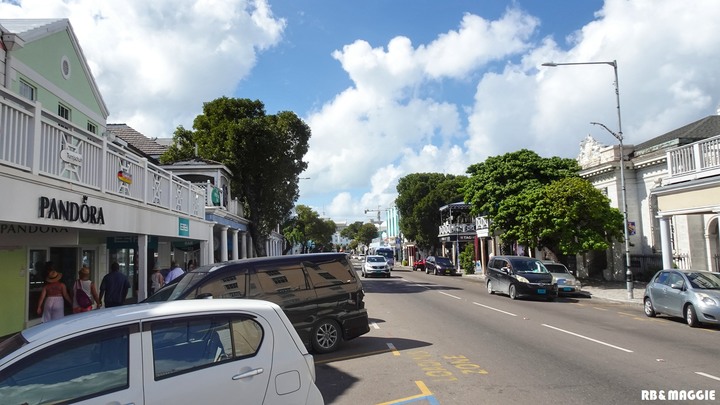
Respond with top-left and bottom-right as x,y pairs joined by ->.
0,325 -> 134,404
19,80 -> 36,101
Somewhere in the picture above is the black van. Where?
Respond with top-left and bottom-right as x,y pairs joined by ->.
146,253 -> 370,353
486,256 -> 557,301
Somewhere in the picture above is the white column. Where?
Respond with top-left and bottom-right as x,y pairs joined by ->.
220,226 -> 228,262
231,229 -> 239,260
200,240 -> 209,266
659,216 -> 673,269
137,234 -> 148,301
207,224 -> 215,264
248,235 -> 254,258
241,232 -> 247,259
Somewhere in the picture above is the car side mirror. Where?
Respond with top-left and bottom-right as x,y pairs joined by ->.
670,282 -> 684,291
501,267 -> 510,274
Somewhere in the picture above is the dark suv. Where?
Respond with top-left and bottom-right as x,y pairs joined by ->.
425,256 -> 458,275
146,252 -> 370,353
486,256 -> 557,300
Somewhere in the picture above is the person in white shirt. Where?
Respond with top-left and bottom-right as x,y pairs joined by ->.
165,262 -> 185,284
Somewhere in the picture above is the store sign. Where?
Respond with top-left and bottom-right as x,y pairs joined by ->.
38,196 -> 105,225
178,218 -> 189,236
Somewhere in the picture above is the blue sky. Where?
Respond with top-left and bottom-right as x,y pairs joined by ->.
4,1 -> 720,224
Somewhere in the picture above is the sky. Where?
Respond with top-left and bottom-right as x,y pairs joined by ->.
3,0 -> 720,224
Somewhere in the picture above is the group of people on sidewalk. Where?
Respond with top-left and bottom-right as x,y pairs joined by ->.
36,260 -> 191,323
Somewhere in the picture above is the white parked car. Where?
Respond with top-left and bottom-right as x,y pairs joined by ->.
363,255 -> 391,278
0,300 -> 324,405
544,261 -> 582,295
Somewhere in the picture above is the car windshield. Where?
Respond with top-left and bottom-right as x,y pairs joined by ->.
367,256 -> 386,263
435,258 -> 453,266
144,271 -> 210,302
511,260 -> 549,273
544,264 -> 569,274
687,272 -> 720,290
0,333 -> 27,359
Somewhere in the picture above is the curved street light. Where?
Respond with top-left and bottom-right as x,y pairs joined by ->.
542,59 -> 633,300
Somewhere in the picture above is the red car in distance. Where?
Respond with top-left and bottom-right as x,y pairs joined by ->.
412,258 -> 426,272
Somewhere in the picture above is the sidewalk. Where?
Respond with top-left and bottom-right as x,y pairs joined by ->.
396,266 -> 644,306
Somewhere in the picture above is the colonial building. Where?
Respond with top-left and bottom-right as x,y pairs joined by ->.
578,114 -> 720,280
0,19 -> 214,336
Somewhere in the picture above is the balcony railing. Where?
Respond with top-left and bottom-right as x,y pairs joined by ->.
0,87 -> 205,219
665,134 -> 720,185
438,222 -> 476,237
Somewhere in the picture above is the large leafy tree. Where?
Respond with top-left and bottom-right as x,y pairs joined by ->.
282,205 -> 335,253
521,177 -> 625,260
340,221 -> 364,242
462,149 -> 623,259
396,173 -> 467,252
161,97 -> 310,256
357,223 -> 379,247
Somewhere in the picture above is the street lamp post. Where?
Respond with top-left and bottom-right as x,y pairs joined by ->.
542,60 -> 633,300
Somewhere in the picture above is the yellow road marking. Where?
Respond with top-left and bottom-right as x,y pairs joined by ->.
376,381 -> 433,405
388,342 -> 401,356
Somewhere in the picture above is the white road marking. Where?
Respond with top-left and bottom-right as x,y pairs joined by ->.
696,371 -> 720,382
542,324 -> 634,353
472,302 -> 518,317
371,322 -> 380,329
387,342 -> 400,356
439,291 -> 462,300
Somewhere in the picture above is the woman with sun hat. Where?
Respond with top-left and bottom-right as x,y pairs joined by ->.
37,266 -> 71,322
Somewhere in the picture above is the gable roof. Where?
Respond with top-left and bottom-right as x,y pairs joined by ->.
634,115 -> 720,157
0,18 -> 109,118
106,123 -> 169,159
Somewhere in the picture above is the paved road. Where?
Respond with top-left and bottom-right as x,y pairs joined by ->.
314,264 -> 720,404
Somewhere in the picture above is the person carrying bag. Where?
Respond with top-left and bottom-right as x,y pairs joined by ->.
73,266 -> 101,313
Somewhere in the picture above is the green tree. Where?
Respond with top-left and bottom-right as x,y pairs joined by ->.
396,173 -> 467,251
283,205 -> 335,253
523,177 -> 624,260
462,149 -> 623,259
161,97 -> 310,256
357,223 -> 379,247
340,221 -> 364,242
459,243 -> 476,274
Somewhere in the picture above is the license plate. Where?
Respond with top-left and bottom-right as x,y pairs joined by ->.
537,289 -> 546,294
562,287 -> 573,292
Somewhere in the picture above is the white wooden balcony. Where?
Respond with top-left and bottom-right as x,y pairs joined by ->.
664,134 -> 720,185
0,87 -> 205,219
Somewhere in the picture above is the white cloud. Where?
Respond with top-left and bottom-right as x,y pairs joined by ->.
0,0 -> 285,138
5,0 -> 720,224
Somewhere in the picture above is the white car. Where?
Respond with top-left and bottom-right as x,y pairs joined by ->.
362,255 -> 391,278
544,261 -> 582,295
0,300 -> 324,405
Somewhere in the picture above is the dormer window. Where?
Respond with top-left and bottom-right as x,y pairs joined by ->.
58,104 -> 70,120
19,80 -> 36,101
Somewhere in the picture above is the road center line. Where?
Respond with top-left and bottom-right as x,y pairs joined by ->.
439,291 -> 462,300
696,371 -> 720,382
542,324 -> 634,353
472,302 -> 518,317
387,342 -> 401,356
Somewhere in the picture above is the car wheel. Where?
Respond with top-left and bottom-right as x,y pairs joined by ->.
685,304 -> 700,327
643,298 -> 656,317
487,280 -> 494,294
312,319 -> 341,353
509,284 -> 517,300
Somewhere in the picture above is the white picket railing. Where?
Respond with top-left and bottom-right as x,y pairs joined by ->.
0,86 -> 205,219
665,134 -> 720,185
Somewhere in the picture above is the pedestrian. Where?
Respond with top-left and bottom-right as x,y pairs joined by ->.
37,268 -> 71,322
99,262 -> 130,308
165,261 -> 185,284
150,264 -> 165,295
73,266 -> 100,313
